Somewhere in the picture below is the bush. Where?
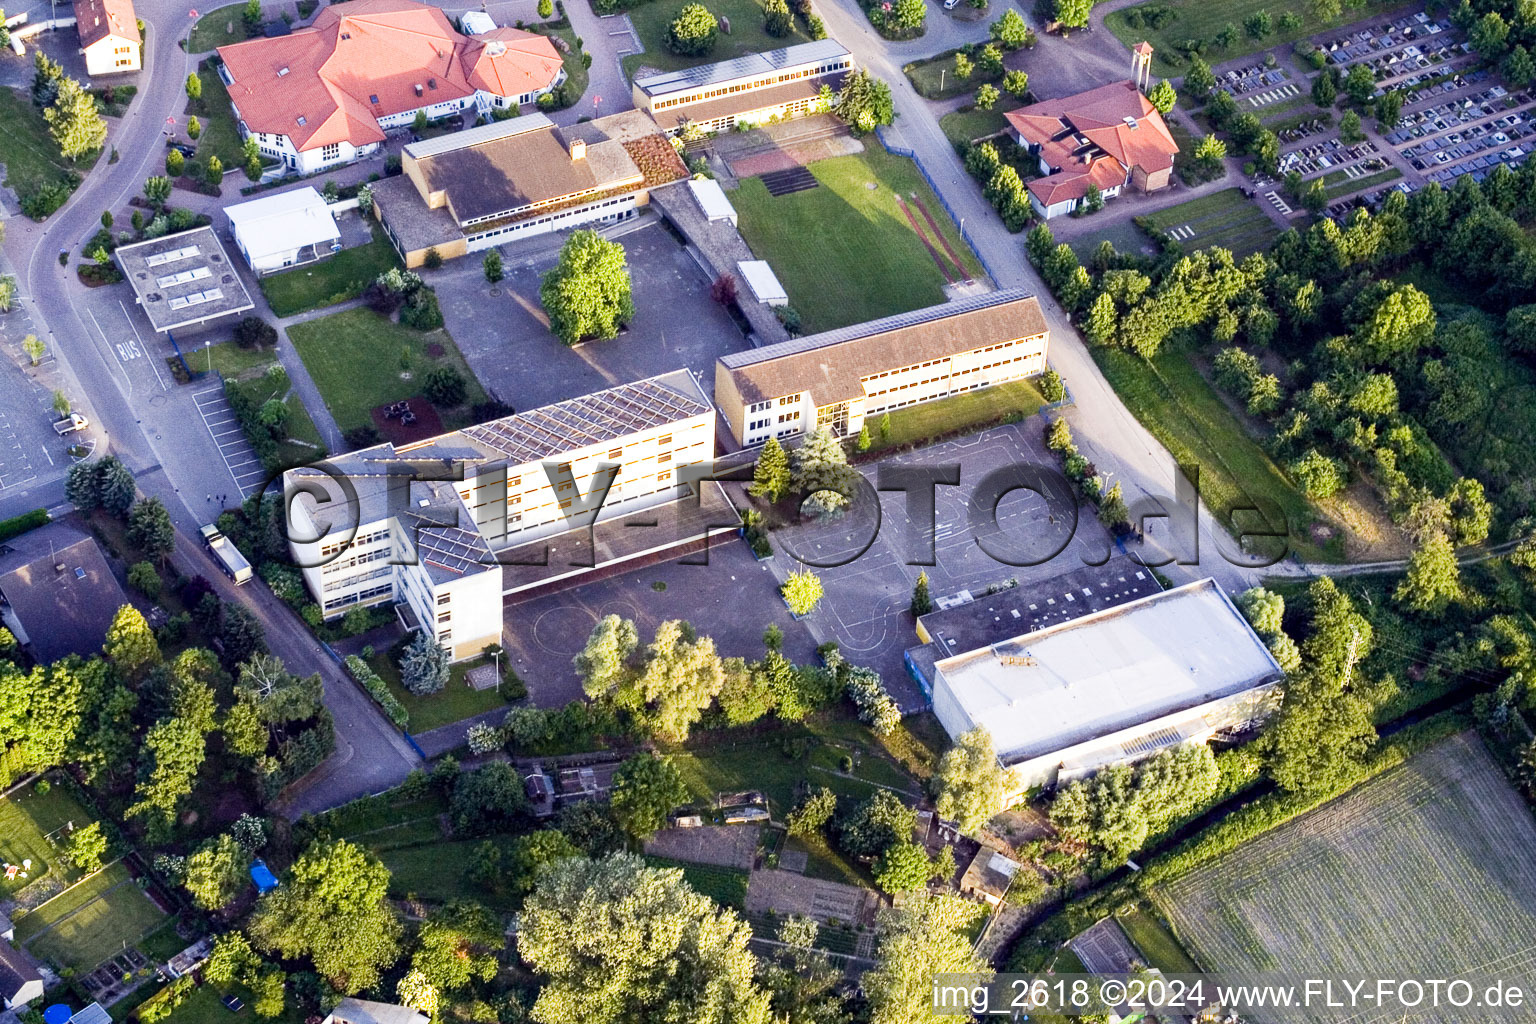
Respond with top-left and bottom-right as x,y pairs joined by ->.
0,509 -> 49,543
422,366 -> 467,406
666,3 -> 718,55
1038,368 -> 1065,403
344,655 -> 408,728
234,317 -> 278,349
400,286 -> 444,330
128,561 -> 162,598
1289,448 -> 1347,499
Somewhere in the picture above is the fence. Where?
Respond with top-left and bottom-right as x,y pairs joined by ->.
163,330 -> 194,381
874,127 -> 1003,286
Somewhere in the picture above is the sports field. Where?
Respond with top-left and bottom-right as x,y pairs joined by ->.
16,862 -> 168,969
1156,734 -> 1536,1022
732,149 -> 985,333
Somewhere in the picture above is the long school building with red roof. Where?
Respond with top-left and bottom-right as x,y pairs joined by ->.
1003,80 -> 1179,220
216,0 -> 564,174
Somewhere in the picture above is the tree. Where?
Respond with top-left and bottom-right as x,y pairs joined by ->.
974,83 -> 999,110
540,230 -> 635,345
127,561 -> 162,599
1183,55 -> 1216,99
781,569 -> 823,616
1147,79 -> 1176,114
757,916 -> 846,1024
423,366 -> 467,406
128,497 -> 175,562
1001,69 -> 1029,100
450,762 -> 529,835
166,148 -> 185,177
1051,0 -> 1092,29
910,571 -> 932,616
106,604 -> 161,676
666,3 -> 719,55
750,437 -> 792,502
538,0 -> 554,14
144,174 -> 173,208
244,0 -> 262,28
1344,63 -> 1375,106
1050,745 -> 1219,861
482,249 -> 503,284
610,752 -> 688,838
1339,109 -> 1363,143
127,717 -> 206,841
839,790 -> 916,859
183,834 -> 251,910
874,842 -> 932,894
863,894 -> 986,1024
1082,182 -> 1104,214
30,51 -> 63,108
65,821 -> 108,870
934,727 -> 1005,833
249,839 -> 401,994
505,830 -> 582,894
1301,177 -> 1327,213
20,334 -> 46,367
45,77 -> 108,161
763,0 -> 792,36
1374,88 -> 1403,129
1307,0 -> 1341,19
976,43 -> 1003,76
575,614 -> 638,697
520,853 -> 768,1023
1243,8 -> 1272,37
1471,10 -> 1510,60
400,631 -> 451,695
396,970 -> 438,1018
630,620 -> 727,741
1194,133 -> 1227,167
791,428 -> 858,511
185,72 -> 202,101
414,109 -> 429,134
953,51 -> 973,81
219,605 -> 268,669
187,115 -> 202,140
834,69 -> 894,135
990,7 -> 1030,47
1395,531 -> 1460,614
1237,586 -> 1285,637
204,932 -> 262,986
206,154 -> 225,186
786,787 -> 836,838
1505,44 -> 1536,87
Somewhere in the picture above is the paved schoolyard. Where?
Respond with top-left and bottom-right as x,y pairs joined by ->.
768,419 -> 1121,709
501,535 -> 821,708
429,219 -> 750,413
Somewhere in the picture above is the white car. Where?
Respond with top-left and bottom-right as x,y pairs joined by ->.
944,0 -> 960,9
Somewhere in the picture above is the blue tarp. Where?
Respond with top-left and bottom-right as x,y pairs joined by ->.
43,1005 -> 72,1024
250,860 -> 279,893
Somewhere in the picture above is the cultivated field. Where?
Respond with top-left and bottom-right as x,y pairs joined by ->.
1156,733 -> 1536,1022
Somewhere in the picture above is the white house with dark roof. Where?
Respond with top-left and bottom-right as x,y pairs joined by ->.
284,370 -> 717,659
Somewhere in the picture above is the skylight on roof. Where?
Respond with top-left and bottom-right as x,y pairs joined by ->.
370,94 -> 379,104
297,115 -> 307,125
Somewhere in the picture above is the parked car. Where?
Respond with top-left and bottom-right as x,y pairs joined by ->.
167,141 -> 196,158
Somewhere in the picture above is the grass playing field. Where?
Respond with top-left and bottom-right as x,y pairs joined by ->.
286,307 -> 486,433
731,149 -> 985,333
1156,733 -> 1536,1016
17,863 -> 168,970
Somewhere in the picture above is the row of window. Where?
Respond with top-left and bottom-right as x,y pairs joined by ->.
323,581 -> 393,614
320,527 -> 389,559
650,60 -> 851,111
466,200 -> 635,243
321,546 -> 392,576
322,565 -> 392,594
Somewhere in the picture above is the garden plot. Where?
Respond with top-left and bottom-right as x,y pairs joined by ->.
1156,733 -> 1536,1023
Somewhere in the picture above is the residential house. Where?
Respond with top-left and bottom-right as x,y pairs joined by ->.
74,0 -> 139,75
0,523 -> 129,664
0,942 -> 43,1010
217,0 -> 565,174
1004,80 -> 1178,220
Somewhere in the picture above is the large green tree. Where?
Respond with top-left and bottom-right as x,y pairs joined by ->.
576,614 -> 640,698
629,621 -> 726,741
44,77 -> 108,161
410,900 -> 501,993
540,230 -> 636,345
249,839 -> 401,994
1396,531 -> 1461,614
933,727 -> 1006,834
105,604 -> 161,677
863,894 -> 986,1024
450,762 -> 529,836
128,497 -> 175,562
127,717 -> 206,842
749,438 -> 791,503
609,752 -> 689,838
834,70 -> 894,135
757,916 -> 846,1024
518,853 -> 770,1024
183,833 -> 252,911
665,3 -> 718,55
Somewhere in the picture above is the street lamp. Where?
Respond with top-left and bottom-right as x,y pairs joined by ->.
205,339 -> 211,375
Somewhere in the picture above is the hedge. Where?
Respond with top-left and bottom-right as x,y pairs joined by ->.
0,509 -> 49,543
344,654 -> 409,728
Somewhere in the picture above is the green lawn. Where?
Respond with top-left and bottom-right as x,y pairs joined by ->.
379,838 -> 519,909
287,307 -> 487,433
1105,0 -> 1409,74
1092,345 -> 1325,562
621,0 -> 812,80
0,87 -> 96,213
18,862 -> 168,970
0,779 -> 94,897
1140,187 -> 1277,257
862,378 -> 1046,453
905,50 -> 1004,102
188,3 -> 251,53
939,96 -> 1023,146
364,651 -> 514,733
644,857 -> 751,909
732,149 -> 985,333
189,63 -> 247,172
1321,166 -> 1402,201
1067,218 -> 1151,263
546,25 -> 590,108
260,226 -> 402,317
182,340 -> 280,381
1116,906 -> 1201,973
163,978 -> 306,1024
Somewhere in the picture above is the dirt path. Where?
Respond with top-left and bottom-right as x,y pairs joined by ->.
895,196 -> 957,284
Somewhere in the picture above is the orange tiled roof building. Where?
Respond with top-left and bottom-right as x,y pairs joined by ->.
217,0 -> 565,173
1003,80 -> 1178,220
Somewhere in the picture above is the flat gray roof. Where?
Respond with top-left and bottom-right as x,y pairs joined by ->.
114,227 -> 255,333
634,39 -> 850,97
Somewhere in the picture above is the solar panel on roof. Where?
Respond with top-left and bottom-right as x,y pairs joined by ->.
635,39 -> 850,95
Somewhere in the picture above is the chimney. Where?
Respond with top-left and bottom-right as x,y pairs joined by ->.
414,83 -> 424,97
569,137 -> 586,160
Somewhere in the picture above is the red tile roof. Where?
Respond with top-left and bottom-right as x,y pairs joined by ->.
217,0 -> 560,152
1005,81 -> 1178,207
75,0 -> 139,49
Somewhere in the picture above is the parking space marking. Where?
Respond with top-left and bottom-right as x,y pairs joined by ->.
1266,191 -> 1294,215
192,386 -> 267,495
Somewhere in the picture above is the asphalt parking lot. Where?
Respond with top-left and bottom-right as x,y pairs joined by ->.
501,536 -> 821,709
432,219 -> 750,413
767,420 -> 1122,709
0,303 -> 81,502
